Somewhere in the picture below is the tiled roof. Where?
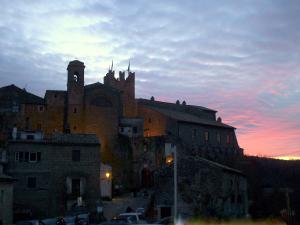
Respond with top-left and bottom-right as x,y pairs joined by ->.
196,157 -> 245,176
10,133 -> 100,145
51,133 -> 100,145
0,84 -> 44,105
145,105 -> 234,129
137,98 -> 217,112
84,82 -> 121,94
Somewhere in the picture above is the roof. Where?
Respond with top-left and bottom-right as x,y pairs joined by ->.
10,133 -> 100,146
68,60 -> 85,67
0,84 -> 44,105
197,157 -> 245,176
84,82 -> 121,94
145,105 -> 234,129
137,98 -> 217,112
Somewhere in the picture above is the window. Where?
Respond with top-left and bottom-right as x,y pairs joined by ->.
72,178 -> 81,196
0,190 -> 3,203
38,106 -> 44,112
19,152 -> 24,162
25,117 -> 29,130
133,126 -> 138,134
29,152 -> 37,162
72,150 -> 80,162
217,133 -> 221,144
192,129 -> 197,139
27,177 -> 37,188
73,108 -> 77,113
120,127 -> 124,132
73,74 -> 78,83
16,152 -> 41,163
15,152 -> 19,161
73,126 -> 77,131
226,134 -> 231,144
37,152 -> 41,161
204,131 -> 209,142
24,152 -> 29,162
37,123 -> 42,130
26,135 -> 34,140
148,118 -> 151,123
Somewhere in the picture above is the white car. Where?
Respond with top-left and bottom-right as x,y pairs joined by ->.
118,213 -> 147,224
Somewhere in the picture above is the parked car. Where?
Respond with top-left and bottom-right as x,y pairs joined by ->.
135,208 -> 145,215
16,220 -> 46,225
118,213 -> 147,224
155,217 -> 173,225
41,218 -> 57,225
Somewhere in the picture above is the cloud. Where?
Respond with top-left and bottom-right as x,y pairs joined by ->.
0,0 -> 299,156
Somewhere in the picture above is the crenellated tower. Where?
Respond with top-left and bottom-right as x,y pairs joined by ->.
104,62 -> 137,118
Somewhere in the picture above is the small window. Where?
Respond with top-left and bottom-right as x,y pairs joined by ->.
226,134 -> 231,144
54,94 -> 57,98
19,152 -> 24,162
37,123 -> 42,130
37,152 -> 41,161
24,152 -> 29,162
0,190 -> 4,203
73,74 -> 78,82
15,152 -> 19,161
29,152 -> 37,162
27,135 -> 34,140
204,131 -> 209,142
120,127 -> 124,132
73,126 -> 77,131
38,106 -> 44,112
217,133 -> 221,144
72,150 -> 80,162
27,177 -> 37,188
148,118 -> 151,123
73,108 -> 77,113
72,178 -> 81,196
133,126 -> 138,133
192,129 -> 197,139
25,117 -> 29,130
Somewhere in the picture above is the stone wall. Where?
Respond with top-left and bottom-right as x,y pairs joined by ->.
7,140 -> 101,217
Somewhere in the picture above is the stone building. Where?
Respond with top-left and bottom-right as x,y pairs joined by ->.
155,156 -> 248,219
0,150 -> 14,225
6,132 -> 101,218
0,60 -> 248,218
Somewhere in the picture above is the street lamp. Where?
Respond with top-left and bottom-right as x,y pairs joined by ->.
105,172 -> 111,179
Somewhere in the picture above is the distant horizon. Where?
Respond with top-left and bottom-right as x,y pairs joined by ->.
1,1 -> 299,158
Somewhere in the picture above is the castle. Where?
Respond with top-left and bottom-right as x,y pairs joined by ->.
0,60 -> 247,219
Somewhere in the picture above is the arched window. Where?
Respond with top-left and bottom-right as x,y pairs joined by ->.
73,71 -> 79,82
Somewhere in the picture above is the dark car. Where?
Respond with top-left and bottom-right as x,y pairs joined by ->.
16,220 -> 46,225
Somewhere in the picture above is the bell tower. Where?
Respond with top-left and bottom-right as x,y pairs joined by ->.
66,60 -> 85,133
67,60 -> 85,104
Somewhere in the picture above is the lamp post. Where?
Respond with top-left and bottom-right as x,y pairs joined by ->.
173,146 -> 178,225
105,171 -> 112,199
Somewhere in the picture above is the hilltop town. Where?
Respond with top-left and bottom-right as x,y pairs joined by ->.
0,60 -> 296,224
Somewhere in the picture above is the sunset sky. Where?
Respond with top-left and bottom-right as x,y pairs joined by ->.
0,0 -> 299,157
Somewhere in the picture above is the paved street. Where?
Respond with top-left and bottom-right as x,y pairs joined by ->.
102,191 -> 151,220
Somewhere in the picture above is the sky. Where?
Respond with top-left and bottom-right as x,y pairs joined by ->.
0,0 -> 299,158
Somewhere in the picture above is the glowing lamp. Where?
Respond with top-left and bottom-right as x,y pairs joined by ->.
166,155 -> 173,164
105,172 -> 111,179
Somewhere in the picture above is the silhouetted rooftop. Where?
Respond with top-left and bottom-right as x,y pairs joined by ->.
0,84 -> 44,105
